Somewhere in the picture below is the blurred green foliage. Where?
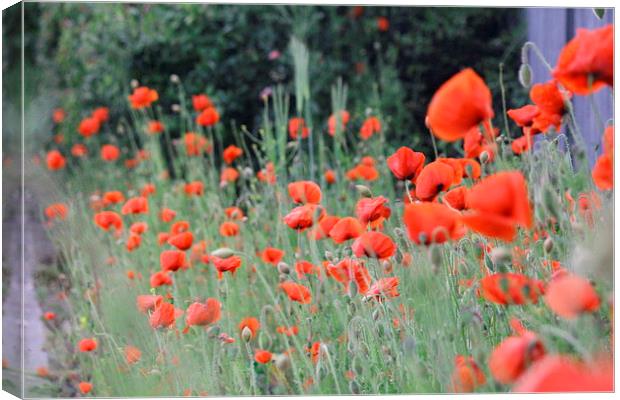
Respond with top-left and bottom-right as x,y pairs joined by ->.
34,3 -> 526,153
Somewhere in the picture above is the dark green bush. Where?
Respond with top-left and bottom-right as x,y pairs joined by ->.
35,4 -> 527,154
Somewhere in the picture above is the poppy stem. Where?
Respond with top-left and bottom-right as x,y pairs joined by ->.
405,180 -> 414,204
428,129 -> 439,160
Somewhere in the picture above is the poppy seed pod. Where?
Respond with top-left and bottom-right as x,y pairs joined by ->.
241,326 -> 253,342
211,247 -> 235,259
170,74 -> 180,83
130,79 -> 139,88
518,64 -> 533,88
355,185 -> 373,198
544,237 -> 554,254
277,262 -> 290,275
479,150 -> 490,164
490,247 -> 512,266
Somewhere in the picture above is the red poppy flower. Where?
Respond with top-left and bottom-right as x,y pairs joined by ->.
426,68 -> 494,142
255,350 -> 273,364
261,247 -> 284,265
124,345 -> 141,364
238,317 -> 260,339
121,196 -> 148,215
148,120 -> 164,134
512,134 -> 534,155
513,355 -> 613,392
351,231 -> 396,260
295,260 -> 321,279
289,117 -> 309,139
223,145 -> 243,165
43,311 -> 56,320
184,181 -> 204,196
128,86 -> 159,109
324,258 -> 371,295
78,382 -> 93,394
507,105 -> 540,127
160,250 -> 186,272
442,186 -> 469,211
329,217 -> 364,243
184,133 -> 211,156
327,110 -> 350,136
403,202 -> 464,245
150,271 -> 173,288
78,338 -> 97,352
92,107 -> 109,123
212,255 -> 242,279
284,204 -> 324,231
288,180 -> 322,204
196,107 -> 220,127
192,94 -> 214,112
71,143 -> 88,157
309,215 -> 339,240
279,281 -> 312,304
461,171 -> 533,242
359,116 -> 381,140
219,221 -> 240,237
149,301 -> 177,329
94,211 -> 123,231
592,153 -> 613,190
276,325 -> 299,336
78,116 -> 101,138
160,208 -> 176,223
377,16 -> 389,31
102,191 -> 124,206
136,294 -> 163,314
355,196 -> 391,225
52,108 -> 65,124
544,273 -> 600,319
365,277 -> 400,300
185,298 -> 221,328
553,24 -> 613,95
141,183 -> 156,197
224,206 -> 244,220
220,167 -> 239,184
386,146 -> 426,181
324,169 -> 336,184
46,150 -> 66,170
101,144 -> 120,162
450,355 -> 486,393
257,162 -> 276,184
45,203 -> 68,221
126,233 -> 141,252
489,321 -> 545,384
167,231 -> 193,251
415,161 -> 455,201
463,126 -> 497,161
479,273 -> 544,306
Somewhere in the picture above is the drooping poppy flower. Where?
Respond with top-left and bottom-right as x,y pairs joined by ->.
150,271 -> 173,288
92,107 -> 109,123
124,345 -> 141,364
128,86 -> 159,109
222,145 -> 243,165
426,68 -> 494,142
255,350 -> 273,364
328,217 -> 364,243
288,117 -> 309,139
461,171 -> 533,242
78,382 -> 93,394
261,247 -> 284,265
192,94 -> 213,112
279,281 -> 312,304
184,133 -> 211,156
45,203 -> 68,221
288,180 -> 322,204
359,116 -> 381,140
592,153 -> 613,190
101,144 -> 120,162
442,186 -> 469,211
386,147 -> 426,181
327,110 -> 350,136
376,16 -> 389,31
148,120 -> 164,135
78,338 -> 97,352
196,107 -> 220,127
480,273 -> 545,306
52,108 -> 65,124
121,196 -> 148,215
211,255 -> 242,279
160,250 -> 186,272
184,181 -> 204,196
403,202 -> 464,245
78,116 -> 101,138
46,150 -> 66,170
355,196 -> 391,225
415,161 -> 455,201
149,301 -> 177,329
94,211 -> 123,231
220,167 -> 239,185
284,204 -> 324,231
126,233 -> 141,252
219,221 -> 240,237
324,169 -> 336,184
167,231 -> 193,251
309,215 -> 339,240
238,317 -> 260,339
513,355 -> 613,392
553,24 -> 613,95
450,355 -> 486,393
295,260 -> 321,279
365,277 -> 400,300
71,143 -> 88,158
185,298 -> 221,328
544,273 -> 600,319
136,294 -> 163,314
488,320 -> 546,384
351,231 -> 396,260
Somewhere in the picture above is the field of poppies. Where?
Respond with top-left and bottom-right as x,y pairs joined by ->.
35,21 -> 613,396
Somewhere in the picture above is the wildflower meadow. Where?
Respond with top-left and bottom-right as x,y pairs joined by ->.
1,3 -> 615,398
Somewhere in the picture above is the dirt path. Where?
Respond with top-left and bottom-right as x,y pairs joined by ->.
2,179 -> 55,397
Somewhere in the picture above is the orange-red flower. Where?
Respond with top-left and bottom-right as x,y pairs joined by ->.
329,217 -> 364,243
284,204 -> 324,231
136,294 -> 163,314
130,221 -> 147,235
442,186 -> 469,211
359,116 -> 381,140
309,214 -> 339,240
295,260 -> 321,279
185,298 -> 221,328
288,117 -> 309,139
553,24 -> 613,95
461,171 -> 532,242
46,150 -> 66,170
150,271 -> 173,287
592,153 -> 613,190
184,133 -> 211,156
376,16 -> 389,31
78,382 -> 93,394
279,281 -> 312,304
124,345 -> 141,364
351,231 -> 396,260
167,231 -> 193,251
261,247 -> 284,265
479,273 -> 544,306
426,68 -> 494,142
45,203 -> 68,221
415,161 -> 455,201
403,203 -> 464,245
128,86 -> 159,109
386,147 -> 426,181
544,273 -> 600,319
94,211 -> 123,231
254,350 -> 273,364
324,258 -> 371,295
184,181 -> 204,196
288,180 -> 322,204
222,145 -> 243,165
148,120 -> 164,134
220,167 -> 239,184
196,107 -> 220,127
355,196 -> 391,225
212,255 -> 242,279
219,221 -> 240,237
324,169 -> 336,184
327,110 -> 350,136
192,94 -> 213,112
450,355 -> 486,392
71,143 -> 88,157
365,277 -> 400,300
149,301 -> 177,329
78,116 -> 101,138
224,206 -> 244,220
52,108 -> 65,123
160,208 -> 176,223
126,233 -> 141,252
101,144 -> 120,162
92,107 -> 109,123
121,196 -> 148,215
160,250 -> 186,272
78,338 -> 97,352
238,317 -> 260,339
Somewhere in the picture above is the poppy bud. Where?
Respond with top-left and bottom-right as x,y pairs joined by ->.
211,247 -> 235,259
324,251 -> 335,261
170,74 -> 180,83
479,151 -> 490,164
242,167 -> 254,179
518,64 -> 533,88
490,247 -> 512,266
241,326 -> 253,342
274,353 -> 291,370
349,380 -> 361,394
277,262 -> 290,275
544,237 -> 554,254
130,79 -> 139,88
355,185 -> 373,198
171,104 -> 181,113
